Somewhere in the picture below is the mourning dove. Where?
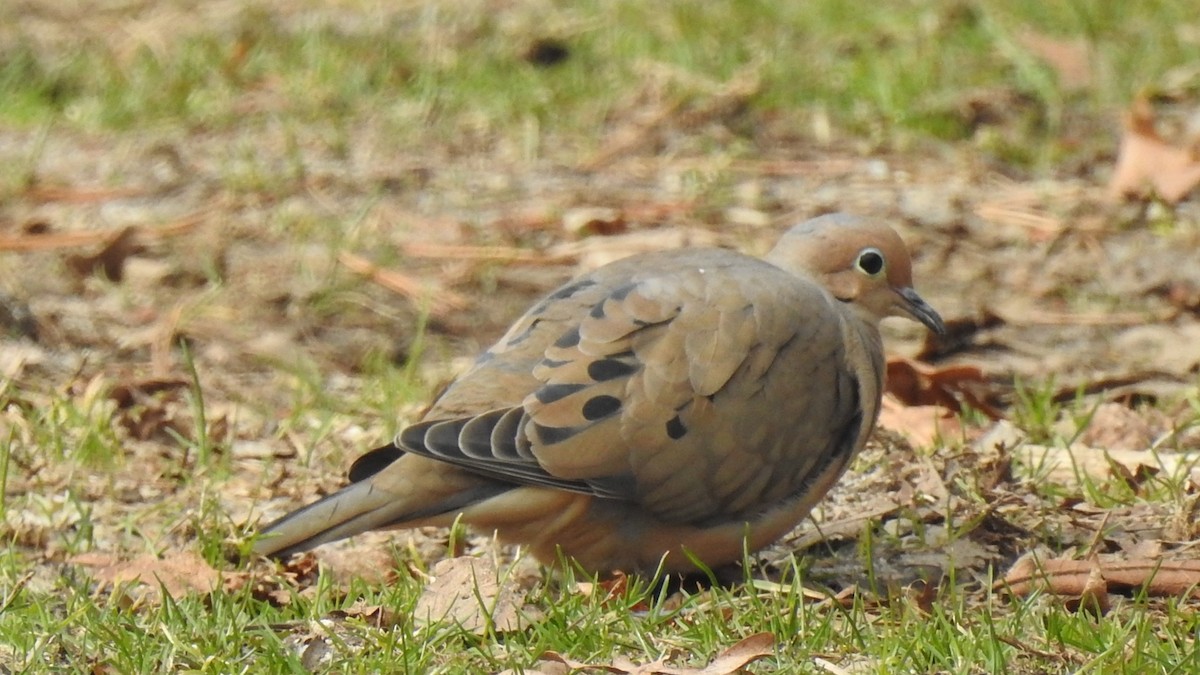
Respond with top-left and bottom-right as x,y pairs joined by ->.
253,213 -> 944,574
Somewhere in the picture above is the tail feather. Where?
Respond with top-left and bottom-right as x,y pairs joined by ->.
252,477 -> 510,558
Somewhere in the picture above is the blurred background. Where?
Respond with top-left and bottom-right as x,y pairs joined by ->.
1,1 -> 1200,671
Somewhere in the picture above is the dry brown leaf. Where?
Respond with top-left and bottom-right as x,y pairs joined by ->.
71,550 -> 220,602
877,396 -> 963,448
1108,97 -> 1200,203
413,556 -> 531,635
885,356 -> 1001,418
562,206 -> 628,236
1066,562 -> 1111,615
329,598 -> 402,629
573,571 -> 647,610
107,377 -> 190,409
999,555 -> 1200,600
64,226 -> 143,281
689,632 -> 775,675
539,632 -> 774,675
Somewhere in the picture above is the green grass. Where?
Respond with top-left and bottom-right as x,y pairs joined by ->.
3,1 -> 1197,168
2,541 -> 1198,672
3,1 -> 1200,673
2,365 -> 1199,672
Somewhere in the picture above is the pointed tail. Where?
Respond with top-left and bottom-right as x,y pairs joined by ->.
251,449 -> 509,558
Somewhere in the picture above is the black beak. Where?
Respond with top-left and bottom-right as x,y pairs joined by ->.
898,287 -> 946,335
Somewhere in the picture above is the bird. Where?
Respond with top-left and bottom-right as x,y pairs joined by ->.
252,213 -> 945,574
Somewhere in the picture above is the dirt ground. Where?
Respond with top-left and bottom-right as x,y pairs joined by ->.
3,2 -> 1200,603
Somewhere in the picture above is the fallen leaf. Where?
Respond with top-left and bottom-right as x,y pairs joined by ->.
877,397 -> 963,448
1108,97 -> 1200,203
689,632 -> 775,675
71,550 -> 220,603
414,556 -> 533,635
107,377 -> 190,409
329,599 -> 402,629
885,356 -> 1002,418
562,206 -> 628,236
1064,562 -> 1111,615
999,555 -> 1200,600
64,226 -> 143,281
574,571 -> 646,610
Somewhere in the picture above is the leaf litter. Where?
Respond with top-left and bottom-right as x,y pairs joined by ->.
1,2 -> 1200,669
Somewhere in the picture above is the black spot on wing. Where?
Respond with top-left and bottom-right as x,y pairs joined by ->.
609,282 -> 636,301
526,278 -> 599,317
347,443 -> 404,482
587,355 -> 638,381
535,383 -> 587,404
665,415 -> 687,440
581,395 -> 621,421
553,327 -> 581,349
589,301 -> 607,319
549,278 -> 598,301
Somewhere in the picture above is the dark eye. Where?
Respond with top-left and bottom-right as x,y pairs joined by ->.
856,248 -> 885,276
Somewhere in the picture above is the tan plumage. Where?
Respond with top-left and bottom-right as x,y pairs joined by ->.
253,213 -> 945,574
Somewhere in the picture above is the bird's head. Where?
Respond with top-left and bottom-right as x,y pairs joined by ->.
765,213 -> 945,334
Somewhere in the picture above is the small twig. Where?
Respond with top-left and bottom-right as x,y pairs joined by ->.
338,251 -> 469,317
0,208 -> 213,252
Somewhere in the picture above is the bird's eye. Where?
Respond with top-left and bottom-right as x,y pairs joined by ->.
856,248 -> 885,276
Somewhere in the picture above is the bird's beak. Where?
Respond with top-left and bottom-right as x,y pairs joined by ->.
895,287 -> 946,335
